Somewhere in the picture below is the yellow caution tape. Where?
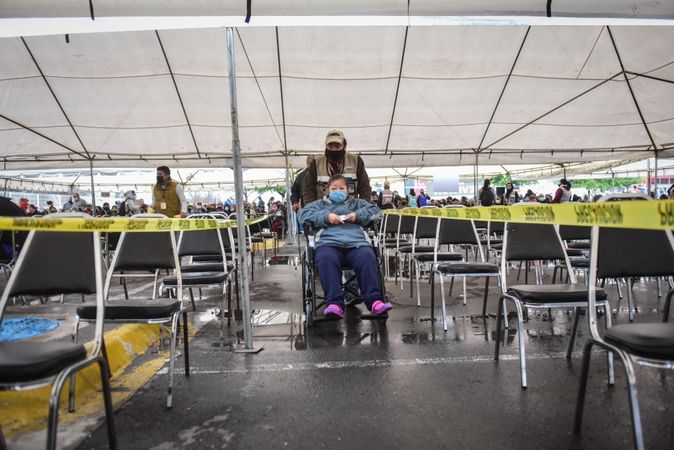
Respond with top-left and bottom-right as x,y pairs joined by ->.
383,200 -> 674,231
0,214 -> 271,233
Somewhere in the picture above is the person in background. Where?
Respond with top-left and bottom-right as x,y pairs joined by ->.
407,188 -> 417,208
151,166 -> 187,218
551,178 -> 572,203
378,182 -> 395,209
291,155 -> 315,213
503,182 -> 519,205
417,189 -> 431,207
70,192 -> 88,212
101,202 -> 112,216
478,179 -> 495,206
667,183 -> 674,199
123,190 -> 143,216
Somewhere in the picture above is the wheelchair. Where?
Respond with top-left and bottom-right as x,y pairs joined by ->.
301,220 -> 389,327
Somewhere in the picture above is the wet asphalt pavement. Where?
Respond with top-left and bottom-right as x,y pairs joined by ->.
77,244 -> 674,450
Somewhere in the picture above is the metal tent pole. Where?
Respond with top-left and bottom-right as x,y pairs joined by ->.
654,151 -> 659,197
647,157 -> 652,196
227,26 -> 261,353
473,153 -> 479,205
283,152 -> 295,242
89,159 -> 96,214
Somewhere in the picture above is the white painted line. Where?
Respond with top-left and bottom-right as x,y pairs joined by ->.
158,351 -> 586,375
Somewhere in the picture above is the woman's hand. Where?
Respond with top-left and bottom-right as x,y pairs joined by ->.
327,213 -> 342,225
344,212 -> 357,223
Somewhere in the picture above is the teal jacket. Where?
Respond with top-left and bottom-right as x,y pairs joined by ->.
299,197 -> 381,249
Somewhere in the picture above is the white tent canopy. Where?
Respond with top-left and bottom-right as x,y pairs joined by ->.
1,3 -> 674,170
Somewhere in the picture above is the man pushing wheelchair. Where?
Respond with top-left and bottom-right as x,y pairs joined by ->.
299,174 -> 393,319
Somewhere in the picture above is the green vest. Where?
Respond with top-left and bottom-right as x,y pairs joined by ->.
153,179 -> 181,217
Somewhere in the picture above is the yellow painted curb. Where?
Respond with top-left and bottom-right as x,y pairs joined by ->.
0,323 -> 161,437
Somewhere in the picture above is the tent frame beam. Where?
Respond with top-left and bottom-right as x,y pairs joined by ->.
21,37 -> 92,160
483,71 -> 623,150
477,26 -> 530,152
0,113 -> 89,160
384,26 -> 409,155
155,30 -> 202,158
606,26 -> 659,152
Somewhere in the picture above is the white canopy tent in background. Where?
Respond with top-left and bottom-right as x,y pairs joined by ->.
2,0 -> 674,352
1,1 -> 673,172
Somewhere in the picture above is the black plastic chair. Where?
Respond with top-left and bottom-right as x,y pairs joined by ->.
161,219 -> 232,315
494,221 -> 610,389
430,218 -> 501,331
76,217 -> 187,408
0,221 -> 116,449
397,216 -> 439,295
574,226 -> 674,450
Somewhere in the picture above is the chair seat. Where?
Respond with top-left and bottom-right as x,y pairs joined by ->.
181,262 -> 233,273
436,262 -> 499,274
77,299 -> 181,320
163,272 -> 227,286
507,284 -> 607,304
384,238 -> 408,244
490,243 -> 503,250
384,242 -> 413,249
250,237 -> 265,243
413,253 -> 463,262
565,248 -> 586,257
480,239 -> 503,246
192,255 -> 223,262
567,241 -> 591,249
0,341 -> 87,383
255,232 -> 275,239
604,323 -> 674,360
398,245 -> 435,254
570,258 -> 590,268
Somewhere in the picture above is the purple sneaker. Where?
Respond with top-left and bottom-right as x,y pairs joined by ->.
371,300 -> 393,316
324,304 -> 345,319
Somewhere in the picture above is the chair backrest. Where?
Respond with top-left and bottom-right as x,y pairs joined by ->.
4,231 -> 98,297
415,216 -> 439,240
384,214 -> 399,234
558,225 -> 591,241
595,228 -> 674,279
587,226 -> 674,340
113,232 -> 176,271
503,223 -> 567,262
398,215 -> 416,235
488,221 -> 505,234
178,228 -> 225,257
0,214 -> 106,356
437,218 -> 479,246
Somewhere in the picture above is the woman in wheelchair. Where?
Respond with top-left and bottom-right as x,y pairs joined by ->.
299,174 -> 393,319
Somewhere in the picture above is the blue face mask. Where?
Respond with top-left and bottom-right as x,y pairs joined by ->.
329,191 -> 347,203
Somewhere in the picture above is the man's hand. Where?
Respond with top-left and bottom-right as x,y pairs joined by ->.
344,212 -> 357,223
327,213 -> 342,225
292,202 -> 300,212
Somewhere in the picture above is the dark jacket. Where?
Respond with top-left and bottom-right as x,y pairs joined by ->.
290,169 -> 308,206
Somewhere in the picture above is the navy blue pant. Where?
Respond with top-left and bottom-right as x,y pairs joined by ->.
315,246 -> 382,309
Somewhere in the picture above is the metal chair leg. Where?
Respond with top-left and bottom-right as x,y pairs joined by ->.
482,277 -> 490,317
166,313 -> 179,408
440,276 -> 448,331
567,307 -> 581,360
663,289 -> 673,323
573,340 -> 595,434
182,311 -> 190,377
